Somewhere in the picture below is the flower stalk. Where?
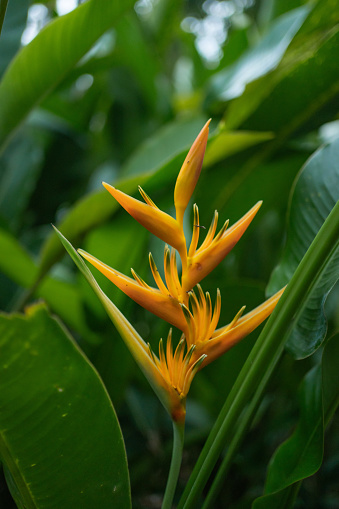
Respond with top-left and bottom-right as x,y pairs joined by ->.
162,420 -> 185,509
59,119 -> 286,505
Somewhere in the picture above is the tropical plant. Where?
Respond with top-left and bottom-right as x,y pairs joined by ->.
0,1 -> 338,508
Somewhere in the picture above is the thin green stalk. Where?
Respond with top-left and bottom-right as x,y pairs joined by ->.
178,200 -> 339,509
162,420 -> 185,509
0,0 -> 8,37
202,353 -> 277,508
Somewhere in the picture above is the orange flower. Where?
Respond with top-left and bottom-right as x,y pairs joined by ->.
77,120 -> 285,417
78,248 -> 189,334
174,119 -> 211,227
182,287 -> 286,368
182,201 -> 262,293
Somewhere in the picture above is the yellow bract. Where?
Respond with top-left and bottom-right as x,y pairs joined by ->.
79,121 -> 284,422
174,119 -> 211,227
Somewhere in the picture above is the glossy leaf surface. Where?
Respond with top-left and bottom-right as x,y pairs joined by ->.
0,0 -> 135,150
253,333 -> 339,508
0,303 -> 131,508
267,139 -> 339,358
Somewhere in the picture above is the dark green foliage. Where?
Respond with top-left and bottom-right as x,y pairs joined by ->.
0,0 -> 338,507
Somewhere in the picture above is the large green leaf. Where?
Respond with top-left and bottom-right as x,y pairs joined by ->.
82,215 -> 149,311
0,0 -> 8,37
0,228 -> 97,342
0,303 -> 131,508
0,0 -> 135,151
267,139 -> 339,358
177,182 -> 339,509
206,6 -> 309,104
252,332 -> 339,508
114,13 -> 160,111
0,131 -> 45,230
223,0 -> 339,134
0,0 -> 28,77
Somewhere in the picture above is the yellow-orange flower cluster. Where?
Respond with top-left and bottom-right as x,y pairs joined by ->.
79,120 -> 284,422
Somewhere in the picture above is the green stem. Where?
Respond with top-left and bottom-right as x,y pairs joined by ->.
178,199 -> 339,509
202,354 -> 276,508
162,420 -> 185,509
0,0 -> 9,37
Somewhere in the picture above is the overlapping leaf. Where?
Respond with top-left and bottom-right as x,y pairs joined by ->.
221,0 -> 339,135
0,227 -> 96,341
0,0 -> 28,77
253,333 -> 339,508
206,6 -> 309,104
0,303 -> 131,508
267,138 -> 339,358
0,0 -> 135,150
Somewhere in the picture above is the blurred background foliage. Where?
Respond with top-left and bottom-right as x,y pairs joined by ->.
0,0 -> 338,507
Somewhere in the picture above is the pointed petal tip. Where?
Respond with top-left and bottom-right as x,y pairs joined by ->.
102,181 -> 115,192
174,120 -> 211,220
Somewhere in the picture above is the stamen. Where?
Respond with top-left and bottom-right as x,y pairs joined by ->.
166,329 -> 174,378
200,291 -> 212,342
170,248 -> 182,298
177,344 -> 196,391
212,305 -> 246,339
197,210 -> 219,252
158,338 -> 169,379
188,204 -> 200,257
138,186 -> 158,208
164,245 -> 179,299
131,268 -> 150,288
191,287 -> 205,341
182,354 -> 207,395
208,289 -> 221,338
149,253 -> 168,295
173,339 -> 185,391
147,343 -> 158,366
180,303 -> 196,348
214,219 -> 230,242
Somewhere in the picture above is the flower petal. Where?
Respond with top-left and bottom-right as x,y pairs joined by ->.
54,226 -> 184,419
102,182 -> 186,252
196,287 -> 285,366
78,249 -> 188,333
174,119 -> 211,226
183,201 -> 262,292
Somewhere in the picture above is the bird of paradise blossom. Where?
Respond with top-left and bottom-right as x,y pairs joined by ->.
78,120 -> 284,423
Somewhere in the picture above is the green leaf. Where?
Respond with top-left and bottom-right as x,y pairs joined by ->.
203,129 -> 274,167
0,303 -> 131,508
37,174 -> 146,280
206,6 -> 309,104
0,0 -> 135,151
122,115 -> 207,178
0,132 -> 44,229
114,13 -> 159,111
0,227 -> 97,342
37,116 -> 278,281
0,0 -> 9,37
177,189 -> 339,509
267,139 -> 339,358
37,116 -> 207,279
0,0 -> 28,77
224,0 -> 339,135
53,227 -> 175,420
252,332 -> 339,508
265,365 -> 323,493
82,215 -> 149,311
